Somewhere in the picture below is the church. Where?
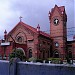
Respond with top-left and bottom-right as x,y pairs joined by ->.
0,5 -> 75,60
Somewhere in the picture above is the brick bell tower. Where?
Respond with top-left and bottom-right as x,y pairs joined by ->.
49,5 -> 67,59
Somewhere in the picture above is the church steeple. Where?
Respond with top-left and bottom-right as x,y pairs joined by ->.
49,5 -> 67,59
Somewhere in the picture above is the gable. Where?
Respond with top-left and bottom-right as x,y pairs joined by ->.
8,22 -> 37,35
7,22 -> 35,43
7,21 -> 50,42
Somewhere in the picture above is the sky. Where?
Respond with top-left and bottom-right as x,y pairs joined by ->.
0,0 -> 74,40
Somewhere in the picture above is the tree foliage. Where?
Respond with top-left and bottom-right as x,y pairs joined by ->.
9,48 -> 26,61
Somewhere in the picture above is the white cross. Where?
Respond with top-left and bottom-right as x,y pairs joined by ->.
19,16 -> 23,22
55,19 -> 59,24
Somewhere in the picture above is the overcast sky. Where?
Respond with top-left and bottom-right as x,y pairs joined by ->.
0,0 -> 74,40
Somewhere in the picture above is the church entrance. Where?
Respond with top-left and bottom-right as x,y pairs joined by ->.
54,51 -> 59,58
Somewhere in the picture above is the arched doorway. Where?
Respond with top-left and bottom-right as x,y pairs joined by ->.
54,51 -> 59,58
68,51 -> 72,58
43,51 -> 45,59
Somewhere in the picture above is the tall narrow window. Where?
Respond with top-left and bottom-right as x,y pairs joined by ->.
48,50 -> 49,58
43,51 -> 45,59
0,55 -> 2,60
29,49 -> 32,58
43,49 -> 45,59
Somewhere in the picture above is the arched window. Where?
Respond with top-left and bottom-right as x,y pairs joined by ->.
48,50 -> 49,58
50,45 -> 53,57
29,49 -> 32,58
43,51 -> 45,59
54,51 -> 59,58
42,49 -> 45,59
47,48 -> 50,58
55,42 -> 59,47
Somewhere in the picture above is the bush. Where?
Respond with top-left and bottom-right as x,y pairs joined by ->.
52,58 -> 60,64
47,58 -> 61,64
9,48 -> 26,61
28,57 -> 37,62
36,59 -> 43,63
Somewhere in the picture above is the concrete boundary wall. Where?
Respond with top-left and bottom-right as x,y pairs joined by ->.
17,62 -> 75,75
0,60 -> 75,75
0,60 -> 9,75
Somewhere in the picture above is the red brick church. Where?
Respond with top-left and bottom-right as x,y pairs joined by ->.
0,5 -> 75,60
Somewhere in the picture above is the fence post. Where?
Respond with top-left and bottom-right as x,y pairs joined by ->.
9,58 -> 20,75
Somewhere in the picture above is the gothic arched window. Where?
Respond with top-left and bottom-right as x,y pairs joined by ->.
17,36 -> 22,42
54,51 -> 59,58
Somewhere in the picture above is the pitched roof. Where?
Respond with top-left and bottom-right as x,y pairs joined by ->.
50,5 -> 65,18
8,21 -> 50,38
59,6 -> 65,13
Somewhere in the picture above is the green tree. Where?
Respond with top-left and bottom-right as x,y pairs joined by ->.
9,48 -> 26,61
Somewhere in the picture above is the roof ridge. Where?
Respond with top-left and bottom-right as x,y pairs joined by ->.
8,22 -> 21,35
20,21 -> 37,31
7,21 -> 50,38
